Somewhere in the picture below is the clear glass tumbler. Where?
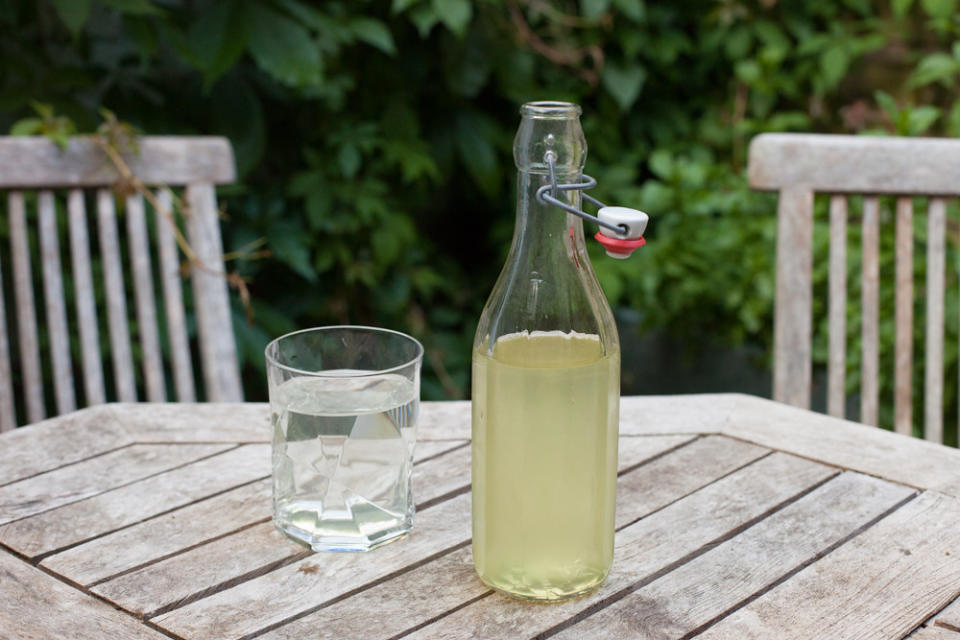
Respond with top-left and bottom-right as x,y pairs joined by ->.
265,326 -> 423,552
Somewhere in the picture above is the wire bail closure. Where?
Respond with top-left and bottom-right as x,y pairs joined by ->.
535,151 -> 625,235
535,151 -> 649,259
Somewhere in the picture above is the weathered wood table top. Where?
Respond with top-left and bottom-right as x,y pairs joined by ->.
4,394 -> 960,639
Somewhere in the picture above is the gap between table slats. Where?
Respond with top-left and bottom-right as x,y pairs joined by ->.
125,193 -> 166,402
97,189 -> 137,402
827,195 -> 847,419
38,190 -> 76,415
67,189 -> 106,406
9,191 -> 45,423
895,196 -> 914,436
155,188 -> 196,402
925,198 -> 946,444
861,195 -> 880,427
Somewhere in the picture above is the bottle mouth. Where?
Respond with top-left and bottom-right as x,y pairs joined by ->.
520,101 -> 582,119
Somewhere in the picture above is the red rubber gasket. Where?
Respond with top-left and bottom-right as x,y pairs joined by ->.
594,232 -> 646,254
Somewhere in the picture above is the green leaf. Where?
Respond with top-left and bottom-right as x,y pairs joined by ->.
455,112 -> 500,198
269,221 -> 317,282
947,100 -> 960,137
874,90 -> 899,120
248,4 -> 322,87
648,149 -> 673,180
612,0 -> 644,21
921,0 -> 956,19
820,46 -> 849,88
98,0 -> 162,15
602,63 -> 646,111
893,0 -> 916,17
906,105 -> 940,135
190,2 -> 250,88
10,118 -> 42,136
908,52 -> 960,87
582,0 -> 611,20
409,5 -> 439,37
338,144 -> 362,178
51,0 -> 91,34
392,0 -> 421,11
432,0 -> 471,36
350,18 -> 397,55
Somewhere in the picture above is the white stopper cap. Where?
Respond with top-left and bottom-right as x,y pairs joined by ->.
596,206 -> 649,259
598,206 -> 648,239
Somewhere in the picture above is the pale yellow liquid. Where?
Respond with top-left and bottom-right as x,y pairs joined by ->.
472,331 -> 619,601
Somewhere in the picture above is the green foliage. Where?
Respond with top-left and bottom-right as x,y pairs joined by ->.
2,0 -> 960,437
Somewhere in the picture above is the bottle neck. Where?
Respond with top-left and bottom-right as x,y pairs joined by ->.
514,170 -> 585,265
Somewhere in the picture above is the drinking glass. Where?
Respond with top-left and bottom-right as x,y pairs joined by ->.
265,326 -> 423,551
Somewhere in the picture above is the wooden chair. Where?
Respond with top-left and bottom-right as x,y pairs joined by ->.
0,136 -> 243,431
748,133 -> 960,443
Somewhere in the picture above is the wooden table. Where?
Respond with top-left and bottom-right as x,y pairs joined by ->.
4,394 -> 960,639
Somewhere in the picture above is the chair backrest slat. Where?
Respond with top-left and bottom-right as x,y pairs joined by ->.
185,183 -> 242,402
894,197 -> 914,436
827,195 -> 847,419
96,189 -> 137,402
67,189 -> 105,406
860,196 -> 881,427
924,197 -> 947,443
0,256 -> 15,432
773,186 -> 814,409
155,189 -> 196,402
38,190 -> 76,415
750,133 -> 960,445
9,191 -> 44,423
1,136 -> 241,427
125,193 -> 166,402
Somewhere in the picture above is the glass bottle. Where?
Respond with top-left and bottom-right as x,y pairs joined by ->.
471,101 -> 620,601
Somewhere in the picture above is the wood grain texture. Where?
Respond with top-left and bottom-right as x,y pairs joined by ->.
97,189 -> 137,402
125,193 -> 166,402
861,195 -> 880,427
184,183 -> 242,402
773,186 -> 814,409
153,493 -> 474,639
0,444 -> 269,557
722,395 -> 960,497
418,400 -> 471,439
0,255 -> 15,432
0,443 -> 230,526
895,196 -> 914,435
932,589 -> 960,630
0,405 -> 132,485
9,190 -> 45,423
255,546 -> 485,640
909,627 -> 960,639
68,188 -> 106,406
618,394 -> 740,435
404,453 -> 835,640
0,136 -> 235,187
43,478 -> 273,585
116,402 -> 270,442
698,491 -> 960,640
552,472 -> 914,640
154,188 -> 195,402
0,551 -> 168,640
827,194 -> 847,419
38,190 -> 76,415
748,133 -> 960,195
925,198 -> 946,443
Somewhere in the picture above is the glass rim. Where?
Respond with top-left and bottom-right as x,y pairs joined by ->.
520,101 -> 582,118
264,325 -> 424,378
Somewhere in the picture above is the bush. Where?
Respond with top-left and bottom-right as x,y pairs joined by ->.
3,0 -> 960,440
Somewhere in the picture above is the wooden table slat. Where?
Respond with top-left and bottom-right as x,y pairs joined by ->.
551,472 -> 914,639
0,551 -> 167,639
697,490 -> 960,640
400,452 -> 835,640
0,442 -> 231,525
910,627 -> 960,639
0,444 -> 270,557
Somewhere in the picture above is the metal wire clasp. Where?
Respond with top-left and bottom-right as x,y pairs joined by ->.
535,151 -> 627,235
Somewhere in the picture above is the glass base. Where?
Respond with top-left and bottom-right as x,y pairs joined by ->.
273,505 -> 412,552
